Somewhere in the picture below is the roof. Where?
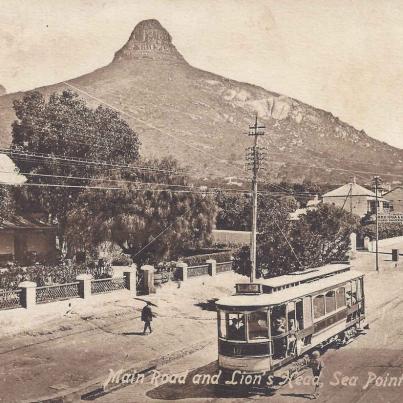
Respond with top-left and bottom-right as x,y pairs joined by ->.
0,215 -> 56,231
383,187 -> 403,197
0,154 -> 27,185
323,183 -> 375,198
216,269 -> 363,308
288,208 -> 308,221
257,263 -> 349,288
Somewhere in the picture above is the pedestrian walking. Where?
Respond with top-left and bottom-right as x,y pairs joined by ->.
309,350 -> 324,399
141,301 -> 153,335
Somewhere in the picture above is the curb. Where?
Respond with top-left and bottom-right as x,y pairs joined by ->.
24,337 -> 214,403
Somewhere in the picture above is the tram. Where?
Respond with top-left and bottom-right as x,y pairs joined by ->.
215,263 -> 367,387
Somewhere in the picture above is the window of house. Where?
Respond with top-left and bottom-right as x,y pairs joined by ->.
336,287 -> 346,308
325,290 -> 336,313
248,311 -> 269,340
313,295 -> 325,319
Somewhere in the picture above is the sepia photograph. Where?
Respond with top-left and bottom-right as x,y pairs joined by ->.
1,1 -> 403,402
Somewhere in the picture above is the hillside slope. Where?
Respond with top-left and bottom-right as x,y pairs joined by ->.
0,19 -> 402,183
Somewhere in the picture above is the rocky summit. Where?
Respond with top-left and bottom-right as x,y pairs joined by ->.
0,85 -> 6,96
113,19 -> 186,63
0,19 -> 402,183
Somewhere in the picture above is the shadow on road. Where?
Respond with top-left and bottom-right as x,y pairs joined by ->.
121,331 -> 146,336
194,298 -> 218,311
281,392 -> 313,400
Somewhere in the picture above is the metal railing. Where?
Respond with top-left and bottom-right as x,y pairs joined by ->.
187,264 -> 209,278
216,261 -> 233,273
0,289 -> 22,310
36,282 -> 80,304
91,277 -> 126,294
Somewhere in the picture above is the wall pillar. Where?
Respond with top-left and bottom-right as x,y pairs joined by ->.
349,232 -> 357,259
141,265 -> 156,294
176,262 -> 188,282
364,236 -> 370,251
18,281 -> 37,309
76,274 -> 93,299
124,264 -> 137,296
206,259 -> 216,276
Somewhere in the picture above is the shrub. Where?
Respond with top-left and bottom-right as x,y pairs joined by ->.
180,250 -> 233,266
110,254 -> 133,266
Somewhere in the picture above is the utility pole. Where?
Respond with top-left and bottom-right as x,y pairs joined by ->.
373,176 -> 382,272
246,115 -> 265,283
350,177 -> 354,214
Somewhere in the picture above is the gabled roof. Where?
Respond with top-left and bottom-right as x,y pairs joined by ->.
0,154 -> 27,185
383,186 -> 403,197
0,215 -> 56,230
323,183 -> 375,198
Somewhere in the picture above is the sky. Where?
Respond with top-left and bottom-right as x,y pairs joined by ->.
1,0 -> 403,148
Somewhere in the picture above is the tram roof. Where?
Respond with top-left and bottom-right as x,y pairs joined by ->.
216,269 -> 363,308
256,263 -> 350,288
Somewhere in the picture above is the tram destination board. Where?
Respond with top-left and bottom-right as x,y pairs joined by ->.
236,283 -> 262,294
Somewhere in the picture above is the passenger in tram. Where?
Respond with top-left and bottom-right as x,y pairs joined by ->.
272,317 -> 287,359
272,317 -> 286,335
287,319 -> 298,356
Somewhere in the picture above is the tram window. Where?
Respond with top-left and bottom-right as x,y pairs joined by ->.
325,290 -> 336,313
313,295 -> 325,319
351,280 -> 358,304
336,287 -> 346,308
287,301 -> 298,331
227,313 -> 246,341
248,311 -> 268,339
271,305 -> 287,335
219,311 -> 227,338
357,278 -> 363,301
346,282 -> 352,306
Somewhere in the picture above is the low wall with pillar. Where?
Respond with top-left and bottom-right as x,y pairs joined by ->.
13,264 -> 139,310
175,259 -> 233,282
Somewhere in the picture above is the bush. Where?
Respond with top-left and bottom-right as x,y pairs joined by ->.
0,260 -> 112,290
180,250 -> 233,266
358,223 -> 403,240
110,254 -> 133,266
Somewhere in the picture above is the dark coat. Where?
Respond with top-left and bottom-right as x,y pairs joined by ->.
141,305 -> 153,322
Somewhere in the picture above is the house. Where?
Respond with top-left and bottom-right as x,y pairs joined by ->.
383,187 -> 403,213
0,153 -> 27,185
0,215 -> 57,264
322,181 -> 390,218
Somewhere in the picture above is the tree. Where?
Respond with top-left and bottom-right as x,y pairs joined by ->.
0,186 -> 14,222
11,90 -> 140,245
233,201 -> 359,278
215,191 -> 251,231
66,158 -> 217,265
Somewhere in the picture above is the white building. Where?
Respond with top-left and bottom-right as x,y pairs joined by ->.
322,181 -> 389,218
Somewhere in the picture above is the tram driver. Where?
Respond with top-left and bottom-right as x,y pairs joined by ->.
228,316 -> 245,340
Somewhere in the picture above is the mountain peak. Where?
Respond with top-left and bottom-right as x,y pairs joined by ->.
113,19 -> 186,63
0,85 -> 6,96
